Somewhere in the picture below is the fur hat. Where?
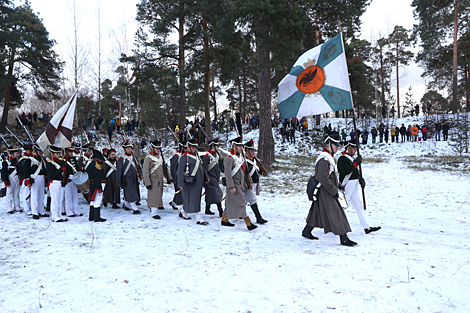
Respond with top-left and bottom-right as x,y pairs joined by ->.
150,140 -> 162,149
49,145 -> 62,153
243,139 -> 255,150
187,138 -> 198,147
121,139 -> 132,149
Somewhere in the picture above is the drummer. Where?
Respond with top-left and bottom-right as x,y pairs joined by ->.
64,146 -> 82,217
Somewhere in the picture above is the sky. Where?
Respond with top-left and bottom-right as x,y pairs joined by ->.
18,0 -> 426,107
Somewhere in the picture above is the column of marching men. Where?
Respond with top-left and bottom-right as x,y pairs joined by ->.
1,137 -> 269,231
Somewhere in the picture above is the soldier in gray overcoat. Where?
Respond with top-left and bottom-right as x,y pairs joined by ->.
302,134 -> 357,246
143,140 -> 172,220
177,138 -> 209,225
102,148 -> 120,208
202,138 -> 224,217
170,141 -> 190,219
221,137 -> 257,231
116,140 -> 141,214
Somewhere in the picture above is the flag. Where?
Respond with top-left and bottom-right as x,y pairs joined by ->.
37,89 -> 78,152
277,33 -> 353,119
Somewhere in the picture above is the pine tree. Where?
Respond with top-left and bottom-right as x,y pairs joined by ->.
0,1 -> 62,130
387,26 -> 414,118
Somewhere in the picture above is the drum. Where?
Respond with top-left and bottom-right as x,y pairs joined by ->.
73,172 -> 89,194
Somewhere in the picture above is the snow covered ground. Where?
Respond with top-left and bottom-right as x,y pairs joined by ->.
1,116 -> 469,312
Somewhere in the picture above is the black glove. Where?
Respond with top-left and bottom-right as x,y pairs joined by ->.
333,192 -> 339,199
338,184 -> 345,191
146,185 -> 152,190
355,155 -> 362,165
61,181 -> 67,187
359,177 -> 366,188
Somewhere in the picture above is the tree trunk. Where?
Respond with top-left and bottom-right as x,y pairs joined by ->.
242,75 -> 247,123
255,27 -> 274,168
178,5 -> 186,127
396,41 -> 400,118
0,51 -> 15,131
452,0 -> 459,113
202,17 -> 212,138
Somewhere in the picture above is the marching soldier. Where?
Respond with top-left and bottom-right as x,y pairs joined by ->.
116,140 -> 141,214
170,141 -> 190,219
2,145 -> 21,213
64,146 -> 82,217
202,138 -> 224,217
102,148 -> 120,209
177,138 -> 209,225
46,146 -> 68,222
23,141 -> 47,219
302,134 -> 357,246
221,137 -> 257,231
87,149 -> 107,222
143,140 -> 172,219
337,139 -> 381,234
243,139 -> 268,224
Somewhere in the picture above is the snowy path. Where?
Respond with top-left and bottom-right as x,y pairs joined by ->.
1,158 -> 469,312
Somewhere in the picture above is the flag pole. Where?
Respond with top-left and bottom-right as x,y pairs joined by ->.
350,108 -> 367,211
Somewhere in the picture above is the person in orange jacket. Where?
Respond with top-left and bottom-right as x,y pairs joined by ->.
410,125 -> 419,141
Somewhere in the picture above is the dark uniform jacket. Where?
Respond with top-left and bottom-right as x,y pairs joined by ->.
87,158 -> 106,201
23,152 -> 45,186
1,157 -> 19,186
337,151 -> 360,183
46,157 -> 66,182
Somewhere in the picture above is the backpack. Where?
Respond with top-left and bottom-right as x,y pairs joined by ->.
307,176 -> 321,201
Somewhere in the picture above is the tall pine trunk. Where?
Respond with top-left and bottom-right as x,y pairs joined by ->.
255,27 -> 274,168
0,51 -> 15,131
202,17 -> 212,138
452,0 -> 459,113
178,6 -> 186,127
396,42 -> 401,118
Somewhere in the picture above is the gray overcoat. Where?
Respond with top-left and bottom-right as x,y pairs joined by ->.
223,155 -> 247,219
202,152 -> 223,205
142,154 -> 171,208
102,159 -> 120,204
116,155 -> 141,203
177,152 -> 204,213
306,158 -> 352,235
170,153 -> 183,205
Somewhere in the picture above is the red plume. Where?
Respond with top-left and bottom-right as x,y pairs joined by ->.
240,135 -> 243,139
250,139 -> 253,142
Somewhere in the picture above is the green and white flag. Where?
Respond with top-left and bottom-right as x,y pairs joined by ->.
277,33 -> 353,119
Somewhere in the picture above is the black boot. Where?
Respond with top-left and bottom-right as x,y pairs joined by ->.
365,226 -> 381,234
45,197 -> 51,212
94,207 -> 106,222
216,203 -> 223,218
112,203 -> 120,209
251,204 -> 267,224
302,225 -> 318,240
205,204 -> 215,215
89,206 -> 94,221
340,234 -> 357,247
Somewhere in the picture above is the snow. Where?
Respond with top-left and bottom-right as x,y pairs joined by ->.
1,115 -> 470,312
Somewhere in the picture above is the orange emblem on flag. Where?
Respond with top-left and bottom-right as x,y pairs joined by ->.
296,65 -> 325,94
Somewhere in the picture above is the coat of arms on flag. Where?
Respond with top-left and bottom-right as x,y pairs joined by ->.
277,33 -> 353,119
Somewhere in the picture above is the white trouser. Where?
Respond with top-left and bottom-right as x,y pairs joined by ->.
90,183 -> 105,208
123,200 -> 138,211
22,184 -> 31,214
64,175 -> 80,216
31,175 -> 45,216
195,212 -> 204,223
6,175 -> 21,212
244,183 -> 258,205
49,180 -> 65,222
150,207 -> 160,217
178,206 -> 189,218
344,180 -> 371,229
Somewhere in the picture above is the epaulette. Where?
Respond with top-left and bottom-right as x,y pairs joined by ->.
204,153 -> 209,157
183,152 -> 188,157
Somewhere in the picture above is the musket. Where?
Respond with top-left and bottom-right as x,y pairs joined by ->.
0,133 -> 10,147
152,126 -> 171,184
5,127 -> 24,147
16,116 -> 34,142
234,120 -> 252,190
